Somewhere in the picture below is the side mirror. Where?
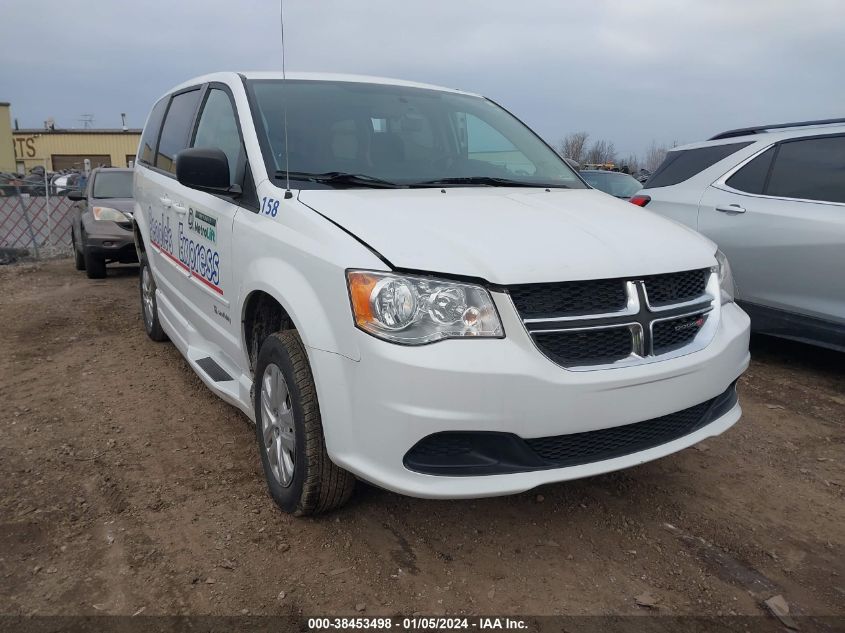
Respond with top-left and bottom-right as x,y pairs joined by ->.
176,148 -> 241,197
68,189 -> 86,201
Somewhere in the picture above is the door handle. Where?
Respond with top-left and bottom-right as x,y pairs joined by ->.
172,202 -> 187,214
716,204 -> 746,214
158,195 -> 172,208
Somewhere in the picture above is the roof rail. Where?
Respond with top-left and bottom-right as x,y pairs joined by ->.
709,117 -> 845,140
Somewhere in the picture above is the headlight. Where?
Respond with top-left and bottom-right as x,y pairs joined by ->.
92,206 -> 130,222
347,270 -> 504,344
715,249 -> 735,304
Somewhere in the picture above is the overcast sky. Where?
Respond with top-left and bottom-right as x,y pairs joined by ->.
2,0 -> 844,158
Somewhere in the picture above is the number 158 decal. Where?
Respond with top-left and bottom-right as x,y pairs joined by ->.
260,197 -> 280,217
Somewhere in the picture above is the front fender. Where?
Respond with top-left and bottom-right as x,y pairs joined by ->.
132,200 -> 152,256
239,256 -> 363,362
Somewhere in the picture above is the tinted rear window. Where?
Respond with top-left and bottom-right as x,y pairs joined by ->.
92,171 -> 133,199
644,141 -> 752,189
766,135 -> 845,203
139,98 -> 168,166
726,146 -> 775,194
156,89 -> 202,174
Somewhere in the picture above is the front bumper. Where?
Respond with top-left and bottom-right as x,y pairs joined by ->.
309,299 -> 751,499
85,237 -> 138,262
82,217 -> 137,262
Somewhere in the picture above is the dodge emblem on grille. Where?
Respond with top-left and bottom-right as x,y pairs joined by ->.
674,317 -> 705,333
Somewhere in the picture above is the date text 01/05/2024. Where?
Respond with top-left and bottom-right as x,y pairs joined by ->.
306,617 -> 528,630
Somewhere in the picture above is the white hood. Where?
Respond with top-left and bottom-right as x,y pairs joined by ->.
299,188 -> 716,285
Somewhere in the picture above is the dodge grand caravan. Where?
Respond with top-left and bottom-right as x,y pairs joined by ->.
133,72 -> 750,515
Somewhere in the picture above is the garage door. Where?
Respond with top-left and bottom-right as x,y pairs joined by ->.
51,154 -> 112,171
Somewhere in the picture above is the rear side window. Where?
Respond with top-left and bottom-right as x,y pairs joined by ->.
726,146 -> 775,194
644,142 -> 752,189
138,98 -> 168,166
156,89 -> 202,174
766,136 -> 845,203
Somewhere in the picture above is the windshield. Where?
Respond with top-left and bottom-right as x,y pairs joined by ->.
92,171 -> 133,199
581,171 -> 643,198
247,79 -> 585,189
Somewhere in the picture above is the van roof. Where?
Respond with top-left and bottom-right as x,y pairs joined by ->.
167,71 -> 481,98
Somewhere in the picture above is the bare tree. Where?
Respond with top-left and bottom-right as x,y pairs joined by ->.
621,153 -> 640,174
584,139 -> 617,166
558,132 -> 589,164
644,141 -> 669,172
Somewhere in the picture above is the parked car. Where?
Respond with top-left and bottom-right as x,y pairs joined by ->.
52,172 -> 82,196
581,169 -> 643,199
634,168 -> 651,183
69,167 -> 138,278
0,172 -> 26,196
133,72 -> 749,515
21,167 -> 48,196
632,118 -> 845,352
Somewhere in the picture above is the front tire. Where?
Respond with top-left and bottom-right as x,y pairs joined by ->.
84,245 -> 106,279
254,331 -> 355,516
139,252 -> 167,342
72,234 -> 86,271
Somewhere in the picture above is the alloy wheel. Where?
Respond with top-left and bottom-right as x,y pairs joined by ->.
260,363 -> 296,487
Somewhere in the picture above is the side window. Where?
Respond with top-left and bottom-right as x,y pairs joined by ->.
156,89 -> 201,174
192,88 -> 244,185
460,113 -> 536,176
765,136 -> 845,204
644,142 -> 753,189
138,98 -> 168,166
726,147 -> 775,194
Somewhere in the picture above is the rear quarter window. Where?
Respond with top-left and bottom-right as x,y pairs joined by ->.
644,141 -> 752,189
138,98 -> 168,166
725,146 -> 775,194
156,89 -> 202,174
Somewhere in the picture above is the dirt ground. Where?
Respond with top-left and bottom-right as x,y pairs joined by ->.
0,259 -> 842,619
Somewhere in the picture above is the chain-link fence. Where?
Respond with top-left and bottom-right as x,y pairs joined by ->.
1,172 -> 78,262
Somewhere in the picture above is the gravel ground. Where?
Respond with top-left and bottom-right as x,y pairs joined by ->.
0,260 -> 842,619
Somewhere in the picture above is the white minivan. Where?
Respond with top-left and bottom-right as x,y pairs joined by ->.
133,72 -> 750,515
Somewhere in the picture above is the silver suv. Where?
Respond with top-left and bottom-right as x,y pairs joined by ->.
634,119 -> 845,352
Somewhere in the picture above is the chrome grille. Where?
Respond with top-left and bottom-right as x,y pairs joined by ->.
643,269 -> 708,306
509,278 -> 626,319
532,326 -> 635,367
653,312 -> 708,354
509,269 -> 716,370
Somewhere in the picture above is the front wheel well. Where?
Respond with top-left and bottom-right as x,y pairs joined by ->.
243,291 -> 295,373
133,222 -> 146,255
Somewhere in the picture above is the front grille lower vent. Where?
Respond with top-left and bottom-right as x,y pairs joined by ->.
509,269 -> 714,369
402,381 -> 739,476
525,400 -> 712,465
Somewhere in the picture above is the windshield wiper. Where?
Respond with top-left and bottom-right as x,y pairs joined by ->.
409,176 -> 570,189
276,171 -> 404,189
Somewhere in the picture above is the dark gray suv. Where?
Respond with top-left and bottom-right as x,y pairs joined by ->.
70,168 -> 138,278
